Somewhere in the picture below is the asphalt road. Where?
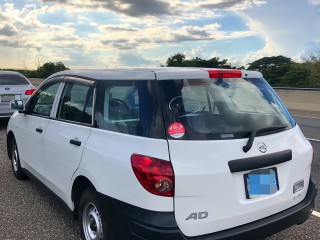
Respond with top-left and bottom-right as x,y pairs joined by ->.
0,115 -> 319,240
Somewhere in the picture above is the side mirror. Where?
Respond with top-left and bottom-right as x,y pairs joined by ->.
10,100 -> 25,111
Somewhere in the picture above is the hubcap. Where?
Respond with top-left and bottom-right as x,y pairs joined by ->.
12,145 -> 18,172
82,202 -> 103,240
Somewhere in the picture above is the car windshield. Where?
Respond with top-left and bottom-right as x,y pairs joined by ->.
158,78 -> 295,140
0,74 -> 29,85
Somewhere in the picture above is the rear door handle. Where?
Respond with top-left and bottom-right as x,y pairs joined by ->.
36,128 -> 43,133
70,139 -> 81,146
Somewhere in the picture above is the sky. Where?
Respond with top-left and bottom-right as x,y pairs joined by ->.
0,0 -> 319,69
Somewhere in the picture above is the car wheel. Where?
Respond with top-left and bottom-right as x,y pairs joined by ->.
11,138 -> 27,180
79,188 -> 113,240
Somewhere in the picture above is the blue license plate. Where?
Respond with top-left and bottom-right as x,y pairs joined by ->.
244,168 -> 279,199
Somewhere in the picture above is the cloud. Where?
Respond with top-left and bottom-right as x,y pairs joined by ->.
2,0 -> 317,70
42,0 -> 68,2
198,0 -> 267,10
309,0 -> 320,5
201,0 -> 243,9
40,0 -> 175,17
183,47 -> 210,60
101,39 -> 139,50
240,0 -> 320,59
0,39 -> 37,48
97,23 -> 254,50
117,52 -> 161,66
0,24 -> 17,36
99,24 -> 138,32
0,3 -> 85,50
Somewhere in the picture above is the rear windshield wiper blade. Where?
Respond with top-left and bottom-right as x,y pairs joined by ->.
242,125 -> 288,153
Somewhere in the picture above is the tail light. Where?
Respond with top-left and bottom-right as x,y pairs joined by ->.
25,88 -> 36,95
131,154 -> 174,197
207,69 -> 242,78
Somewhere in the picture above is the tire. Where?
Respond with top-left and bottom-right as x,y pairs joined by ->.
10,138 -> 27,180
79,188 -> 113,240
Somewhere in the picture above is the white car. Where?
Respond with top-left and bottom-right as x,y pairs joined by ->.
7,68 -> 317,240
0,71 -> 36,118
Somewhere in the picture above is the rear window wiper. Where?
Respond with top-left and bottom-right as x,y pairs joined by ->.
242,125 -> 288,153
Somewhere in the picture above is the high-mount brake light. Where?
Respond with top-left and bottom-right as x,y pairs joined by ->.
208,70 -> 242,78
25,88 -> 36,95
131,154 -> 174,197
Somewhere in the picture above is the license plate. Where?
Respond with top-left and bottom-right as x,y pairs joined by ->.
1,94 -> 15,102
244,168 -> 279,199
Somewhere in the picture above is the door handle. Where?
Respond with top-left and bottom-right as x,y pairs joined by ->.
36,128 -> 43,133
70,139 -> 81,146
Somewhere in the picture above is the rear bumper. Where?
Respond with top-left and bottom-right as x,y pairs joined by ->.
98,179 -> 317,240
0,112 -> 14,118
0,104 -> 15,118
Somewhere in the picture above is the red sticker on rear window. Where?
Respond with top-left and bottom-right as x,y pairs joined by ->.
168,122 -> 185,138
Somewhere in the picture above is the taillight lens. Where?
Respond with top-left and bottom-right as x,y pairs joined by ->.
207,69 -> 242,78
131,154 -> 174,197
25,88 -> 36,95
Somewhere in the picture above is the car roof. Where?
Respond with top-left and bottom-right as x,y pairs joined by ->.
48,68 -> 263,81
0,70 -> 26,76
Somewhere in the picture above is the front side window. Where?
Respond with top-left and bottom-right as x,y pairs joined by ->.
95,80 -> 165,139
28,82 -> 60,117
159,78 -> 295,140
57,83 -> 93,124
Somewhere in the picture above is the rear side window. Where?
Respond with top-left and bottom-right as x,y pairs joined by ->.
95,80 -> 165,139
0,74 -> 29,85
106,85 -> 139,126
57,83 -> 93,125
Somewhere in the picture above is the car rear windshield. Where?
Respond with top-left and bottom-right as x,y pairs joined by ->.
0,74 -> 29,85
158,78 -> 295,140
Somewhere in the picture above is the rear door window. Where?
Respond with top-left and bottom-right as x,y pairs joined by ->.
57,83 -> 93,125
95,80 -> 165,139
0,74 -> 29,85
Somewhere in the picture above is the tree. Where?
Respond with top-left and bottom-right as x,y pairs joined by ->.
247,56 -> 293,86
281,63 -> 311,87
247,56 -> 292,70
301,49 -> 320,87
36,62 -> 69,78
166,53 -> 233,68
304,61 -> 320,88
166,53 -> 186,67
302,49 -> 320,63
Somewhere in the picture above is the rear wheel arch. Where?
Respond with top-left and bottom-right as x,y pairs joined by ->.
71,176 -> 95,219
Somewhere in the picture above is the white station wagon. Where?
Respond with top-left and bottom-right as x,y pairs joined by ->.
7,68 -> 317,240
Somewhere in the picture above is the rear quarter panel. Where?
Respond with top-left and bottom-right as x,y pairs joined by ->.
71,128 -> 173,212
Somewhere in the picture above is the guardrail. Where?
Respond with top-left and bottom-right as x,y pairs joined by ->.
274,88 -> 320,113
274,87 -> 320,91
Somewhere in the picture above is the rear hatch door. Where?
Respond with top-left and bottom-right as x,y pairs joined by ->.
155,70 -> 313,237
